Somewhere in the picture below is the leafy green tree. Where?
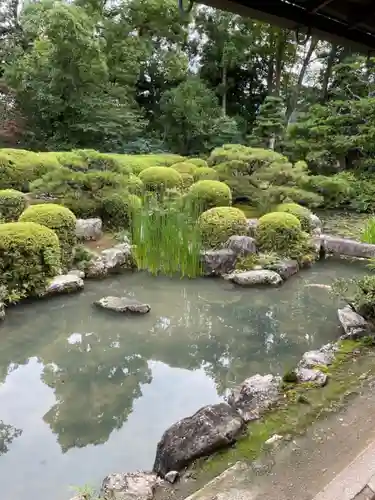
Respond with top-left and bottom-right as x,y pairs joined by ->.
250,96 -> 285,150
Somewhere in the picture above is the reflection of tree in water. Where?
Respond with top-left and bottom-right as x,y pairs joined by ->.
0,421 -> 22,455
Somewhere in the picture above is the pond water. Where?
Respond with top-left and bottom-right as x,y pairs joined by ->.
0,259 -> 369,500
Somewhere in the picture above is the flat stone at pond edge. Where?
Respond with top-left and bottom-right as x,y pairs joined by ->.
309,213 -> 322,230
153,403 -> 244,477
200,249 -> 237,276
75,217 -> 102,241
101,243 -> 135,273
226,270 -> 282,287
322,235 -> 375,258
227,374 -> 282,422
299,348 -> 335,369
164,471 -> 179,484
95,296 -> 150,314
67,269 -> 85,279
338,305 -> 371,339
223,235 -> 256,256
264,259 -> 299,281
296,367 -> 327,387
101,472 -> 157,500
45,274 -> 84,296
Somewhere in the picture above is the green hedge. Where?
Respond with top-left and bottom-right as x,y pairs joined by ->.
0,189 -> 27,222
276,203 -> 313,232
189,180 -> 232,211
193,167 -> 219,181
171,162 -> 197,175
139,166 -> 182,192
0,222 -> 61,302
256,212 -> 302,254
101,193 -> 142,229
189,158 -> 208,168
19,204 -> 77,268
198,206 -> 248,248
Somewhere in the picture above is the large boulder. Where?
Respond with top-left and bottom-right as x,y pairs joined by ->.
299,347 -> 335,369
295,367 -> 327,387
227,374 -> 281,422
223,235 -> 256,256
153,403 -> 244,477
75,217 -> 102,241
322,235 -> 375,258
309,213 -> 322,230
45,274 -> 84,296
337,305 -> 371,339
101,472 -> 157,500
225,270 -> 282,287
264,259 -> 299,281
95,296 -> 150,314
85,257 -> 108,279
200,249 -> 237,276
100,243 -> 135,273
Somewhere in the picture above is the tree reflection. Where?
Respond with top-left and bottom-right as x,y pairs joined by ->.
0,421 -> 22,455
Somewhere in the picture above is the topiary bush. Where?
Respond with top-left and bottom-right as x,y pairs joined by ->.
276,203 -> 313,232
180,173 -> 195,190
100,193 -> 142,229
193,167 -> 219,181
0,189 -> 27,221
171,162 -> 197,175
198,206 -> 248,248
188,158 -> 208,168
123,175 -> 144,196
256,212 -> 302,255
189,180 -> 232,211
19,204 -> 76,269
0,222 -> 60,302
139,166 -> 182,192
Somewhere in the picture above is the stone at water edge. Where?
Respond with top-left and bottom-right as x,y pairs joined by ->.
309,213 -> 322,230
153,403 -> 244,477
67,269 -> 85,279
75,217 -> 102,241
164,470 -> 179,484
264,259 -> 299,281
223,235 -> 256,256
246,218 -> 259,237
45,274 -> 84,296
101,472 -> 157,500
296,367 -> 327,387
200,249 -> 237,276
0,303 -> 5,321
225,270 -> 282,287
337,305 -> 371,340
322,235 -> 375,258
95,296 -> 151,314
85,257 -> 108,279
100,243 -> 135,273
299,347 -> 335,369
227,374 -> 282,422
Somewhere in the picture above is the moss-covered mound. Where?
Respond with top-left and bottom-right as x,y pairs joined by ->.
276,203 -> 312,232
0,222 -> 60,302
101,193 -> 142,229
256,212 -> 302,254
19,204 -> 76,268
198,206 -> 248,248
139,166 -> 182,192
189,180 -> 232,211
0,189 -> 27,222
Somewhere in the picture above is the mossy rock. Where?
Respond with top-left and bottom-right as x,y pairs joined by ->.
276,203 -> 312,232
198,206 -> 248,248
0,189 -> 27,222
19,203 -> 76,269
139,166 -> 182,192
189,180 -> 232,211
256,212 -> 302,255
0,221 -> 61,302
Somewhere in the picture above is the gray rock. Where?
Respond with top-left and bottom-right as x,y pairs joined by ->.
67,269 -> 85,279
101,243 -> 135,273
296,367 -> 327,387
95,296 -> 150,314
200,249 -> 237,276
338,305 -> 371,339
227,374 -> 281,422
75,218 -> 102,241
45,274 -> 84,296
247,218 -> 259,237
309,213 -> 322,230
226,270 -> 282,287
223,235 -> 256,256
264,259 -> 299,281
153,403 -> 244,477
322,235 -> 375,258
0,302 -> 5,321
164,471 -> 179,484
101,472 -> 157,500
299,348 -> 334,369
85,257 -> 108,279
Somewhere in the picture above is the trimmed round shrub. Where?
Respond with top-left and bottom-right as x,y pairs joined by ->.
139,166 -> 182,192
0,222 -> 60,302
193,167 -> 219,181
101,193 -> 142,229
19,204 -> 76,269
256,212 -> 302,254
189,158 -> 208,168
276,203 -> 313,232
180,173 -> 194,190
189,180 -> 232,211
125,175 -> 144,196
0,189 -> 27,221
198,206 -> 248,248
171,162 -> 197,175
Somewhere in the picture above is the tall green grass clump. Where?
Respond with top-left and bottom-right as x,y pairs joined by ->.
362,217 -> 375,244
132,198 -> 202,278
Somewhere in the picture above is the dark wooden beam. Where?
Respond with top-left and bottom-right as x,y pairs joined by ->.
304,0 -> 334,14
347,1 -> 375,29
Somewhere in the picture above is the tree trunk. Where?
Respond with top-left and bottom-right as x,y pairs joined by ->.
274,30 -> 287,96
321,43 -> 337,102
222,61 -> 227,116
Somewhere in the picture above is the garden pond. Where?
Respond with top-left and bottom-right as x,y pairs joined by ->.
0,259 -> 369,500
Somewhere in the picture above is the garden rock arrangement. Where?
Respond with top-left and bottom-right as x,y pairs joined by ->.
75,217 -> 103,241
338,305 -> 371,340
200,249 -> 237,276
101,471 -> 157,500
95,296 -> 151,314
225,269 -> 283,287
44,273 -> 84,296
223,235 -> 256,256
85,242 -> 135,279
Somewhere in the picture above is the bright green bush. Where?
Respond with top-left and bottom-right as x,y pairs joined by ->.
0,189 -> 27,222
0,151 -> 30,191
108,154 -> 185,175
189,158 -> 208,168
0,221 -> 61,302
180,173 -> 195,190
125,175 -> 144,196
304,172 -> 354,209
19,204 -> 77,268
276,203 -> 313,232
189,180 -> 232,211
139,166 -> 182,192
256,212 -> 302,254
101,193 -> 142,229
193,167 -> 219,181
73,149 -> 127,174
198,206 -> 248,248
171,161 -> 197,175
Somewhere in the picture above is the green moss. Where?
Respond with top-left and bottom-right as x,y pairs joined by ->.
189,180 -> 232,211
0,189 -> 27,222
19,204 -> 76,269
139,166 -> 182,192
198,206 -> 248,248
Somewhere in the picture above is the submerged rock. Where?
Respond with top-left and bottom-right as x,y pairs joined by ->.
227,374 -> 282,422
296,367 -> 327,387
95,296 -> 150,314
322,235 -> 375,258
101,471 -> 157,500
75,217 -> 102,241
200,249 -> 237,276
223,235 -> 256,256
226,270 -> 282,287
45,274 -> 84,296
264,259 -> 299,281
153,403 -> 244,477
338,305 -> 371,339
